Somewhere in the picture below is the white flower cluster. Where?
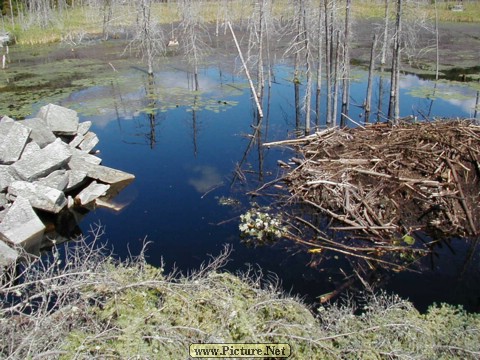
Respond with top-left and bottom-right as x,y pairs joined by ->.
239,208 -> 286,241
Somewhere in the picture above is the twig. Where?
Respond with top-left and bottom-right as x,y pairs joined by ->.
445,158 -> 477,235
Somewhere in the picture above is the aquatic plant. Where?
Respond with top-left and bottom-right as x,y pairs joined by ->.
239,207 -> 287,243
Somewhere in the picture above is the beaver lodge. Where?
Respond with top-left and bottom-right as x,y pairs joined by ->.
263,119 -> 480,274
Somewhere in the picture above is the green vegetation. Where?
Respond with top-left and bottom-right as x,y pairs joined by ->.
1,234 -> 479,359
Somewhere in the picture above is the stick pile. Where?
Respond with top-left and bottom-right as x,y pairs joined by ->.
267,120 -> 480,244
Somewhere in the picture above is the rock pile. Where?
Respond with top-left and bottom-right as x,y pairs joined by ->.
0,104 -> 135,270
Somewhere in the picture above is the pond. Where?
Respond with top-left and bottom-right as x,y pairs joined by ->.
4,42 -> 480,312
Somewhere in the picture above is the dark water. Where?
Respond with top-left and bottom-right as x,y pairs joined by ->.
48,60 -> 480,312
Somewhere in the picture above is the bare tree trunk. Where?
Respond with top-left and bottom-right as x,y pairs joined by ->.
474,86 -> 479,121
388,0 -> 402,122
324,0 -> 333,126
302,0 -> 312,135
377,67 -> 385,122
434,0 -> 439,81
8,0 -> 14,28
340,0 -> 351,127
332,29 -> 340,127
365,34 -> 377,123
381,0 -> 390,66
294,57 -> 301,131
256,0 -> 265,100
315,4 -> 323,129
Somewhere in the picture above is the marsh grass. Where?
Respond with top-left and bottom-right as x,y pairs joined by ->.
1,227 -> 479,359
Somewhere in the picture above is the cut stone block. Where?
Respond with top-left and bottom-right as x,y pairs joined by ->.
77,121 -> 92,136
65,169 -> 88,192
0,196 -> 45,249
0,165 -> 17,192
0,122 -> 13,134
36,103 -> 79,135
22,141 -> 41,157
0,193 -> 7,209
0,121 -> 31,164
0,115 -> 15,123
36,170 -> 69,191
75,181 -> 110,206
69,133 -> 84,148
12,138 -> 72,181
78,131 -> 99,153
71,148 -> 102,165
0,239 -> 19,271
68,157 -> 135,185
19,117 -> 56,148
8,180 -> 67,213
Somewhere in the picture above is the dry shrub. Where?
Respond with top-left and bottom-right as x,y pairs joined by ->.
1,225 -> 479,359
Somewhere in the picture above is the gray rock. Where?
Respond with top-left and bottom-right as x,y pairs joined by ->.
19,117 -> 56,148
0,115 -> 15,123
75,181 -> 110,206
8,180 -> 67,213
0,193 -> 7,209
12,138 -> 72,181
78,131 -> 99,153
71,147 -> 102,165
68,157 -> 135,185
22,141 -> 41,157
69,133 -> 84,148
0,240 -> 18,271
0,196 -> 45,248
77,121 -> 92,136
0,121 -> 31,164
0,165 -> 17,192
65,169 -> 88,192
36,104 -> 79,135
36,170 -> 69,191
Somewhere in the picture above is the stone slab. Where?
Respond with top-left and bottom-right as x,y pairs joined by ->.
0,115 -> 14,123
71,148 -> 102,165
12,138 -> 72,181
0,121 -> 31,164
37,103 -> 79,135
0,239 -> 19,270
0,196 -> 45,248
69,133 -> 84,148
75,181 -> 110,206
78,131 -> 99,153
0,165 -> 17,192
8,180 -> 67,213
77,121 -> 92,136
65,169 -> 88,192
22,141 -> 41,157
36,170 -> 69,191
19,117 -> 56,148
68,157 -> 135,185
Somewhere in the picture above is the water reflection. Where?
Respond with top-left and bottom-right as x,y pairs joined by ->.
53,60 -> 480,312
188,165 -> 223,194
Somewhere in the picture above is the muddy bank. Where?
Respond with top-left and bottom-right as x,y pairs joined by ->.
351,19 -> 480,79
1,18 -> 479,119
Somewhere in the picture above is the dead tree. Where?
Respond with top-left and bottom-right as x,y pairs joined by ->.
126,0 -> 165,76
340,0 -> 351,127
179,0 -> 210,91
364,34 -> 377,123
388,0 -> 402,121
